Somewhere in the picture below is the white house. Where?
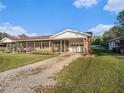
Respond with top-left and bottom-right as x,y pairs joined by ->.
1,29 -> 92,53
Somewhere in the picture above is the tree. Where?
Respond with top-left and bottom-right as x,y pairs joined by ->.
117,10 -> 124,28
91,36 -> 104,45
18,34 -> 29,38
0,32 -> 12,40
101,10 -> 124,44
103,26 -> 123,40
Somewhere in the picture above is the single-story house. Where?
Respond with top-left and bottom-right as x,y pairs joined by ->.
108,36 -> 124,54
0,29 -> 92,53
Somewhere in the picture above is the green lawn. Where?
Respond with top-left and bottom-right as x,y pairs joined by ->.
0,53 -> 55,72
54,48 -> 124,93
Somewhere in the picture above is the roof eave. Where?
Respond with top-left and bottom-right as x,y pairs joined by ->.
50,29 -> 91,38
17,38 -> 53,42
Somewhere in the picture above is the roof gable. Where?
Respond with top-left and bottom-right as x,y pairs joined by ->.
1,37 -> 15,43
51,29 -> 91,39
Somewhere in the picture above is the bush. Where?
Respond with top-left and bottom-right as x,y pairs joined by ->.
31,50 -> 54,55
4,47 -> 11,53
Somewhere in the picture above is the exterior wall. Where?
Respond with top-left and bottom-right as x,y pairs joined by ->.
108,40 -> 119,51
109,42 -> 115,50
83,37 -> 90,54
109,39 -> 124,54
119,40 -> 124,48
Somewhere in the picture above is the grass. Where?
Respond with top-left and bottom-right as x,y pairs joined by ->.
0,53 -> 56,72
54,48 -> 124,93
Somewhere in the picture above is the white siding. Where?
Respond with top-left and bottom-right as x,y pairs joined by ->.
1,38 -> 14,43
109,40 -> 119,50
109,42 -> 114,50
53,31 -> 87,39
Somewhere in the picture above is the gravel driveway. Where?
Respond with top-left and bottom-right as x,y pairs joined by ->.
0,54 -> 81,93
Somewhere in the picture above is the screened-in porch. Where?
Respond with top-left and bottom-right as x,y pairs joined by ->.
15,39 -> 84,53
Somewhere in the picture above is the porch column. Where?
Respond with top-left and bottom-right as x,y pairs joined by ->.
19,42 -> 21,52
34,42 -> 36,51
64,40 -> 65,52
53,41 -> 55,51
83,38 -> 86,54
26,42 -> 28,52
49,41 -> 51,51
17,42 -> 20,52
60,40 -> 62,52
16,43 -> 18,52
40,41 -> 42,49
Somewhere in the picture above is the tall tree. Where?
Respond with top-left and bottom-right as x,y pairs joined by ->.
117,10 -> 124,28
0,32 -> 12,40
18,34 -> 29,38
103,26 -> 123,40
102,10 -> 124,43
91,36 -> 104,45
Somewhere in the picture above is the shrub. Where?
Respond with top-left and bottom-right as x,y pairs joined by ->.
31,50 -> 54,55
4,47 -> 11,53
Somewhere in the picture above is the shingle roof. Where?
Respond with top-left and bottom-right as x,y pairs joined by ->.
17,35 -> 53,41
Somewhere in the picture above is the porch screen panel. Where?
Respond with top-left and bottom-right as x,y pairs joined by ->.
42,41 -> 49,50
35,42 -> 41,50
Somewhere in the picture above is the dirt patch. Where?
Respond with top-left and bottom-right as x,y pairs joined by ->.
0,55 -> 81,93
32,85 -> 55,93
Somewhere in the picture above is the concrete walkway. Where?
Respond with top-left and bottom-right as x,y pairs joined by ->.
0,54 -> 81,93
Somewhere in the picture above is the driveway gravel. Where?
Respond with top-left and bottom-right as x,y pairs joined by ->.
0,54 -> 81,93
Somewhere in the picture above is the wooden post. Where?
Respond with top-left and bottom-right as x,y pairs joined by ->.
69,40 -> 70,52
40,41 -> 42,49
34,42 -> 36,51
60,40 -> 62,52
49,41 -> 51,51
19,42 -> 21,52
64,40 -> 65,52
17,42 -> 20,52
26,42 -> 28,52
53,41 -> 55,52
18,42 -> 20,52
16,43 -> 18,52
59,40 -> 61,52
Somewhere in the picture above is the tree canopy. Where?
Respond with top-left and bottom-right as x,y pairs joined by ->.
0,33 -> 29,40
103,10 -> 124,40
18,34 -> 29,38
0,32 -> 12,40
92,10 -> 124,45
103,26 -> 124,40
117,10 -> 124,28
